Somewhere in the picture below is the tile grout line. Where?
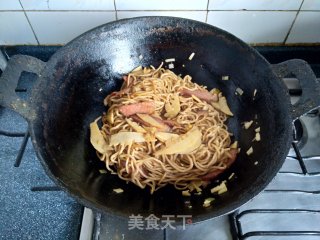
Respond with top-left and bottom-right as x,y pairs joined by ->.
283,0 -> 305,44
205,0 -> 210,23
18,0 -> 40,45
113,0 -> 118,20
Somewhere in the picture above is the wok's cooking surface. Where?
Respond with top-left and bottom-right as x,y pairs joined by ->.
29,17 -> 291,222
0,45 -> 320,240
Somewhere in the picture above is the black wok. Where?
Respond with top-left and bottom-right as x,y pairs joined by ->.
1,17 -> 320,224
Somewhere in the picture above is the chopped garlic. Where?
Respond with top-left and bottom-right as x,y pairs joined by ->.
210,181 -> 227,195
218,186 -> 227,194
255,127 -> 260,132
99,169 -> 108,174
255,132 -> 261,142
182,64 -> 185,67
238,148 -> 241,153
194,192 -> 202,195
246,147 -> 253,156
203,202 -> 210,207
222,76 -> 229,81
244,120 -> 254,129
230,141 -> 238,149
218,181 -> 228,194
182,190 -> 191,197
139,55 -> 143,60
228,173 -> 235,180
210,88 -> 220,95
168,63 -> 174,69
113,188 -> 124,194
236,87 -> 244,96
165,58 -> 175,62
188,52 -> 195,60
253,89 -> 257,97
203,198 -> 215,207
254,161 -> 259,165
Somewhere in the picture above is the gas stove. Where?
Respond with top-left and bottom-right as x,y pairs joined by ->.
0,46 -> 319,240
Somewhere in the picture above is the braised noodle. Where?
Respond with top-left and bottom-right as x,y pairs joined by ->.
90,64 -> 237,194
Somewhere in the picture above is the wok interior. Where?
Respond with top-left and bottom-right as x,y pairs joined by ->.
32,17 -> 291,222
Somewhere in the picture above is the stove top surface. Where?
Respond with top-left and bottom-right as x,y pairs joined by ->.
0,106 -> 83,240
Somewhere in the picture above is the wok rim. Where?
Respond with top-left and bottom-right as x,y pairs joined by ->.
28,16 -> 293,224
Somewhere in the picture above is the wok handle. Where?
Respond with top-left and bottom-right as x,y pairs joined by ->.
0,54 -> 45,121
272,59 -> 320,120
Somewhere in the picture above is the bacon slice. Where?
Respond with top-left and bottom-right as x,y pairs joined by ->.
119,102 -> 155,117
201,148 -> 237,181
180,88 -> 218,102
